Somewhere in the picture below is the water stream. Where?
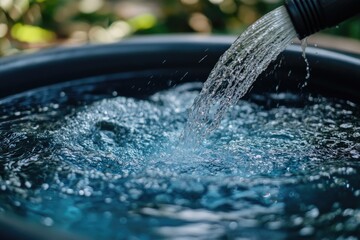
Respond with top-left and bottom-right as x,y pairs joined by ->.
301,38 -> 311,83
184,6 -> 296,141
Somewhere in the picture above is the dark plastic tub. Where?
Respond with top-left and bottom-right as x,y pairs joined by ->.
0,36 -> 360,239
0,36 -> 359,102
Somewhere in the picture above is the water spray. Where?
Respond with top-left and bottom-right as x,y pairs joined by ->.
285,0 -> 360,39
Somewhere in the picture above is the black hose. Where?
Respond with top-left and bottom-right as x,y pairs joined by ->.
285,0 -> 360,39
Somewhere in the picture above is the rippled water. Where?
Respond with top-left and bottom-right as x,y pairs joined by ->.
1,82 -> 360,239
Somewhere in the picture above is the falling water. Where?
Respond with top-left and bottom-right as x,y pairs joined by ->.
184,6 -> 297,141
301,38 -> 311,83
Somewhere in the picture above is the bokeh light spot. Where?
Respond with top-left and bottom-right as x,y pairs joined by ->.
0,23 -> 8,38
209,0 -> 224,5
128,14 -> 157,31
189,13 -> 212,33
11,23 -> 56,43
78,0 -> 104,14
181,0 -> 199,4
0,0 -> 13,11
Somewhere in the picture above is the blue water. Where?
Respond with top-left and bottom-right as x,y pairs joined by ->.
0,82 -> 359,239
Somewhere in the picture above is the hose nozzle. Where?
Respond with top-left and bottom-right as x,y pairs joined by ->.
285,0 -> 360,39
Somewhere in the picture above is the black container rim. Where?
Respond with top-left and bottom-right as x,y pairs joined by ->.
0,35 -> 359,100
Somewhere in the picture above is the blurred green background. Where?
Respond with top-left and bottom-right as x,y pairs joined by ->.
0,0 -> 359,56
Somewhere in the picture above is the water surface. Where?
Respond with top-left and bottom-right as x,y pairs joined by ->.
1,82 -> 359,239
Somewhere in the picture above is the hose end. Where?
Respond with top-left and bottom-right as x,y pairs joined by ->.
285,0 -> 322,40
285,0 -> 360,40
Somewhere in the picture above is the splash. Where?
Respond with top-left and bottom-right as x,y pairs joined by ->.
184,6 -> 296,141
1,83 -> 360,239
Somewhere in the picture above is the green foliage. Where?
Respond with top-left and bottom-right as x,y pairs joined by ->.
0,0 -> 359,56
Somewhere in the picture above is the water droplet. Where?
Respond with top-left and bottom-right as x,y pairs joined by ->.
299,226 -> 314,236
42,217 -> 54,226
340,123 -> 353,129
25,181 -> 32,188
306,207 -> 319,218
42,183 -> 49,190
229,221 -> 238,229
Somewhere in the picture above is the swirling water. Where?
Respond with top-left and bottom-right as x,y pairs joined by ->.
0,82 -> 360,239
